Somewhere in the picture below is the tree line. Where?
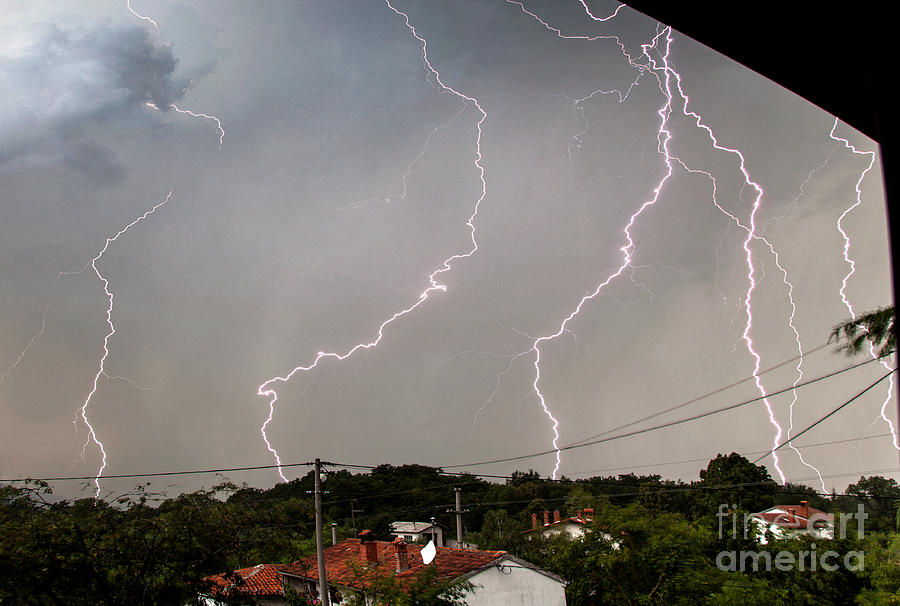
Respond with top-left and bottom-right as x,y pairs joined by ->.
3,452 -> 899,605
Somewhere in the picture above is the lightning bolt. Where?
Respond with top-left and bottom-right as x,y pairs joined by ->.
146,103 -> 225,149
490,16 -> 676,479
256,0 -> 488,480
0,305 -> 49,386
508,3 -> 804,482
339,104 -> 469,212
652,39 -> 796,483
125,0 -> 161,32
130,3 -> 225,149
578,0 -> 626,22
101,371 -> 154,391
676,154 -> 825,488
829,118 -> 899,451
67,191 -> 174,496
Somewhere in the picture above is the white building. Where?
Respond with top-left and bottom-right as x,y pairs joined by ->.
279,531 -> 566,605
751,501 -> 834,545
389,520 -> 447,546
524,508 -> 595,540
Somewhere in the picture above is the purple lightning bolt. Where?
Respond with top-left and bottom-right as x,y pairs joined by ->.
829,118 -> 899,451
662,42 -> 790,483
66,191 -> 174,496
257,0 -> 489,480
489,14 -> 675,478
675,154 -> 826,488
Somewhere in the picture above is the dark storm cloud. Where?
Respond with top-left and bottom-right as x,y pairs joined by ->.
0,22 -> 189,181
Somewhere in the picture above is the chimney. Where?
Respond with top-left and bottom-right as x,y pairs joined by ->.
800,500 -> 808,519
543,511 -> 550,526
553,510 -> 561,524
392,538 -> 409,572
359,530 -> 378,563
583,507 -> 594,522
531,513 -> 538,530
576,508 -> 583,520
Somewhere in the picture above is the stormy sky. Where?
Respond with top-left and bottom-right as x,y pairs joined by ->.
0,0 -> 895,499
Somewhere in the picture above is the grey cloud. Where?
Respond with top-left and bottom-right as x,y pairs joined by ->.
0,22 -> 190,180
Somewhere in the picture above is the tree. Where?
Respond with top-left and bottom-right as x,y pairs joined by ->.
341,562 -> 471,606
844,476 -> 900,533
558,503 -> 722,605
829,305 -> 895,358
696,453 -> 777,516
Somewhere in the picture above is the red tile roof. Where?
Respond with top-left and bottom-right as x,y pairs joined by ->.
753,505 -> 833,529
280,539 -> 506,589
205,563 -> 285,598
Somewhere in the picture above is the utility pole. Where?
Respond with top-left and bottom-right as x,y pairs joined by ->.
314,459 -> 330,606
450,487 -> 466,546
430,516 -> 437,546
350,499 -> 363,536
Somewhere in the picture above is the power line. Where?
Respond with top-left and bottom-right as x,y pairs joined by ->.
568,341 -> 834,446
569,353 -> 889,448
0,461 -> 315,483
564,432 -> 894,477
0,357 -> 891,486
441,356 -> 892,470
753,368 -> 896,463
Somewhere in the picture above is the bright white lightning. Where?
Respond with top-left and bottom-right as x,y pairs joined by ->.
71,191 -> 174,496
125,0 -> 161,31
658,45 -> 792,484
829,118 -> 899,451
682,162 -> 825,489
257,0 -> 489,481
146,102 -> 225,149
505,23 -> 677,479
578,0 -> 626,22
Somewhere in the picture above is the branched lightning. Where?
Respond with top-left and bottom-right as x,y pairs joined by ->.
829,118 -> 899,451
256,0 -> 489,480
68,191 -> 174,496
653,44 -> 797,483
678,157 -> 824,489
0,305 -> 49,385
129,2 -> 225,150
101,371 -> 154,391
339,105 -> 468,212
506,4 -> 812,482
500,19 -> 677,479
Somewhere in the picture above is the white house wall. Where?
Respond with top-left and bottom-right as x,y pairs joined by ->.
463,558 -> 566,606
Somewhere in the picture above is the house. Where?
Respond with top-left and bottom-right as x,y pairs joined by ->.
201,563 -> 286,605
751,501 -> 834,544
279,530 -> 567,605
389,520 -> 449,546
524,508 -> 595,540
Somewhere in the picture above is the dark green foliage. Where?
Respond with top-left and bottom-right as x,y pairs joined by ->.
340,562 -> 471,606
4,459 -> 900,605
829,305 -> 895,358
696,453 -> 778,516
